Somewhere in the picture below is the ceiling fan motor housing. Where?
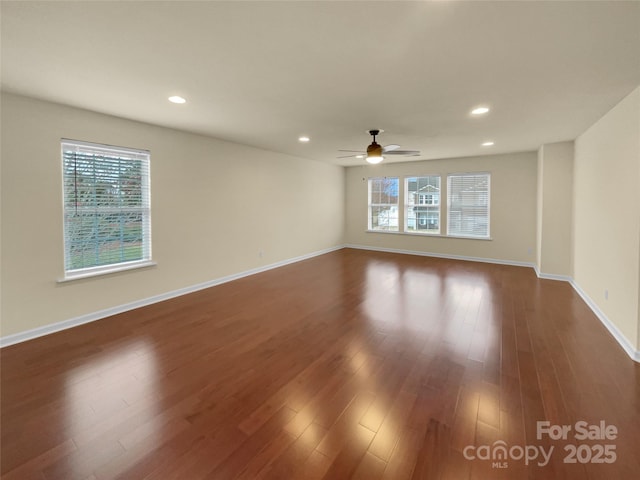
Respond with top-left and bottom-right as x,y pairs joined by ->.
337,128 -> 418,161
367,129 -> 383,157
367,141 -> 383,157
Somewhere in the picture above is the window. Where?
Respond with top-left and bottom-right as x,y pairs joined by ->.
62,140 -> 152,277
447,173 -> 490,238
405,176 -> 440,234
368,177 -> 399,231
418,194 -> 437,205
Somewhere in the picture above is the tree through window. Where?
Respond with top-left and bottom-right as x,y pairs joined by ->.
368,177 -> 399,231
61,140 -> 151,276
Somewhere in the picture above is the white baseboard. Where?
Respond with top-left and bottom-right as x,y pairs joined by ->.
569,280 -> 640,363
4,244 -> 639,364
533,265 -> 573,282
347,243 -> 639,363
0,245 -> 344,348
533,266 -> 639,362
344,243 -> 536,269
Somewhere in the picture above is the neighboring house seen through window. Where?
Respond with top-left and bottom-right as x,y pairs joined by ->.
367,173 -> 490,238
61,139 -> 152,278
405,176 -> 440,234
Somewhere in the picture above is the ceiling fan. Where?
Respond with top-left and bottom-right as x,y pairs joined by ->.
337,129 -> 420,164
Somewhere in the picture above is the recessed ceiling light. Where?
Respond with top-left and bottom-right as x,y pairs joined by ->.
471,106 -> 490,115
298,136 -> 310,142
482,141 -> 495,146
168,96 -> 186,104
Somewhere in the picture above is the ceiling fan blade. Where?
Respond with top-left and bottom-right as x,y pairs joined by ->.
384,149 -> 421,156
383,144 -> 401,152
338,149 -> 366,153
336,154 -> 364,159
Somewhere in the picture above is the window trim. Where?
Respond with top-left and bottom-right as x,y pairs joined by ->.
365,230 -> 492,241
57,259 -> 157,283
365,172 -> 492,241
60,139 -> 153,280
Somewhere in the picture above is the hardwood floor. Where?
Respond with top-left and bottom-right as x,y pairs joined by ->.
2,248 -> 639,479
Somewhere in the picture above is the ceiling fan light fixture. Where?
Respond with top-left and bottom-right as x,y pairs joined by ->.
366,140 -> 384,164
338,129 -> 418,163
366,129 -> 384,163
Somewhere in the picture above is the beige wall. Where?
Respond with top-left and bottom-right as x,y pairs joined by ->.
536,141 -> 574,277
0,93 -> 345,338
344,152 -> 538,264
3,87 -> 639,356
573,86 -> 640,351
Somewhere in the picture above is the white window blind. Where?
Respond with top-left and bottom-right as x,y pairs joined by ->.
368,177 -> 399,231
405,176 -> 440,234
447,173 -> 490,238
62,140 -> 151,275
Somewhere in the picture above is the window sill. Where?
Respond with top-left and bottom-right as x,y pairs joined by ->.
57,260 -> 157,283
366,230 -> 492,241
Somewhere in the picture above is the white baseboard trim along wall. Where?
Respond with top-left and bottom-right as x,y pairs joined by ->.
569,280 -> 640,363
344,243 -> 537,269
533,265 -> 573,283
0,245 -> 343,348
346,243 -> 640,363
3,243 -> 639,363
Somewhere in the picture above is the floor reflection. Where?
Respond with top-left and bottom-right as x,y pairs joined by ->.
62,339 -> 159,476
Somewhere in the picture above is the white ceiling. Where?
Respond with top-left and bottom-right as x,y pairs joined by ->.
2,1 -> 639,166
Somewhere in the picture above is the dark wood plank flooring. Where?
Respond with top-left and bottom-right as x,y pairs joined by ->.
2,248 -> 639,479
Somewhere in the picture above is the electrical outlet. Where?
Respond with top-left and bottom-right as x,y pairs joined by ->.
259,250 -> 263,258
604,289 -> 609,300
